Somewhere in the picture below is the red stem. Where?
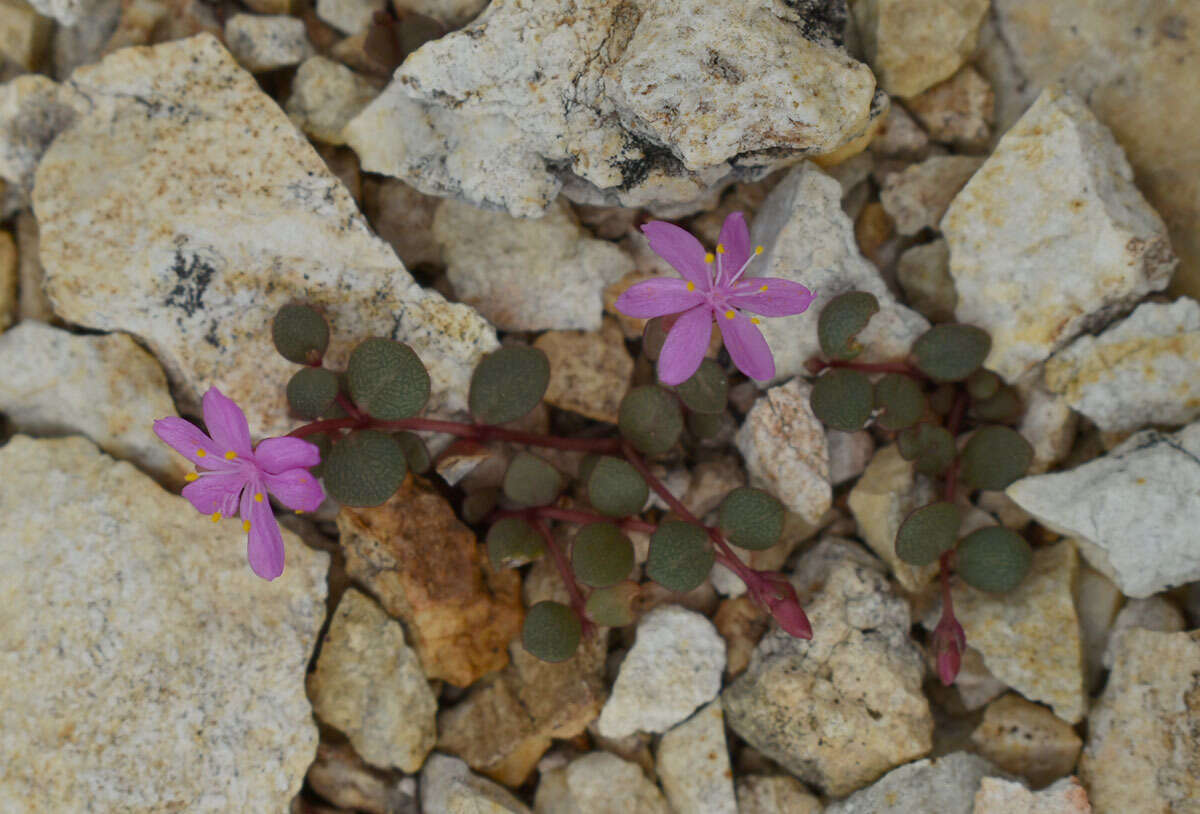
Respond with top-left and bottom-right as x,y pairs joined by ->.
290,413 -> 622,452
809,358 -> 923,377
942,389 -> 968,502
531,516 -> 595,636
531,506 -> 657,535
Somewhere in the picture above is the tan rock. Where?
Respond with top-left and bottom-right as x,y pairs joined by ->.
224,13 -> 312,73
533,319 -> 633,424
656,702 -> 736,814
1101,595 -> 1185,669
0,229 -> 14,331
969,693 -> 1082,788
362,176 -> 441,269
0,0 -> 51,69
604,269 -> 659,340
337,476 -> 523,687
683,455 -> 746,518
422,753 -> 531,814
905,66 -> 994,151
306,741 -> 410,814
535,751 -> 669,814
286,56 -> 380,146
736,775 -> 823,814
897,238 -> 955,322
1074,564 -> 1123,694
880,155 -> 983,235
16,209 -> 53,322
974,777 -> 1092,814
713,596 -> 768,679
392,0 -> 486,28
870,104 -> 931,161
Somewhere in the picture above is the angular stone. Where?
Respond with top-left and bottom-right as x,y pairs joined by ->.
897,238 -> 955,322
534,751 -> 669,814
870,103 -> 931,161
345,0 -> 878,217
286,56 -> 379,146
0,74 -> 76,202
828,428 -> 874,486
750,162 -> 929,380
941,84 -> 1176,382
974,776 -> 1093,814
1079,630 -> 1200,812
308,589 -> 437,771
713,596 -> 768,679
0,435 -> 328,811
224,13 -> 311,73
433,198 -> 633,331
880,155 -> 982,235
825,753 -> 1006,814
734,377 -> 831,525
657,702 -> 736,814
851,0 -> 989,97
392,0 -> 486,28
33,35 -> 497,439
1101,595 -> 1185,670
421,754 -> 531,814
1074,564 -> 1123,694
1044,298 -> 1200,433
337,476 -> 523,687
724,556 -> 932,796
0,228 -> 16,331
0,321 -> 189,483
50,0 -> 121,77
533,319 -> 633,424
15,210 -> 53,322
905,66 -> 994,151
363,177 -> 442,268
735,775 -> 822,814
316,0 -> 381,34
306,741 -> 410,814
1007,423 -> 1200,598
597,605 -> 725,738
950,646 -> 1009,712
0,0 -> 51,70
1016,377 -> 1078,474
969,693 -> 1082,789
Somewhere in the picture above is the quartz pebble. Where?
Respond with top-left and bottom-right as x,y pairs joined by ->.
896,238 -> 955,322
1074,564 -> 1123,693
534,751 -> 669,814
1100,595 -> 1185,669
905,66 -> 994,152
656,702 -> 736,814
735,775 -> 823,814
969,693 -> 1082,789
224,13 -> 311,73
824,753 -> 1006,814
421,754 -> 531,814
973,777 -> 1093,814
827,429 -> 875,486
880,155 -> 982,235
285,56 -> 379,145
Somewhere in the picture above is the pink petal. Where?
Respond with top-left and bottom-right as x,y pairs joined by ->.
641,221 -> 711,289
264,468 -> 325,512
153,416 -> 225,468
729,278 -> 816,317
716,212 -> 753,285
614,278 -> 706,319
719,312 -> 775,381
182,471 -> 247,516
202,387 -> 253,459
242,483 -> 285,580
254,436 -> 322,474
657,305 -> 713,386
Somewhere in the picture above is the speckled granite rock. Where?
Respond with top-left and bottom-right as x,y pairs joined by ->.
825,753 -> 1006,814
0,435 -> 328,811
656,702 -> 736,814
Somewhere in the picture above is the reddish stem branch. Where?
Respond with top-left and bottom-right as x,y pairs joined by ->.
290,413 -> 622,452
532,506 -> 658,535
807,358 -> 923,377
531,516 -> 595,637
942,389 -> 969,503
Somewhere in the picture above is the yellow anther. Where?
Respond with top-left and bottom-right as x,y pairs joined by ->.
295,510 -> 304,515
751,317 -> 761,325
196,449 -> 207,458
716,244 -> 726,255
760,284 -> 768,291
254,493 -> 264,503
224,451 -> 236,460
242,520 -> 251,532
686,281 -> 696,291
724,309 -> 736,320
185,472 -> 199,482
211,512 -> 222,523
754,245 -> 764,255
703,252 -> 715,264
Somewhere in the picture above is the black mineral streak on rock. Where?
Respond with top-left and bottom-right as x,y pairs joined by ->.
164,249 -> 217,317
781,0 -> 848,46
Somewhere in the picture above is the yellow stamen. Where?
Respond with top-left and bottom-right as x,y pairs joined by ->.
686,281 -> 695,292
751,317 -> 761,324
224,451 -> 236,460
211,512 -> 222,523
295,510 -> 303,515
185,472 -> 199,482
760,284 -> 768,291
716,244 -> 726,255
254,493 -> 264,503
196,449 -> 207,458
754,245 -> 764,255
724,309 -> 736,320
703,252 -> 715,264
242,520 -> 251,532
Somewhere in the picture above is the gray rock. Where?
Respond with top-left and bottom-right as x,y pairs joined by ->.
1014,376 -> 1078,474
223,13 -> 312,73
1101,595 -> 1185,669
316,0 -> 383,34
827,429 -> 874,486
392,0 -> 487,28
535,751 -> 669,814
656,702 -> 736,814
736,775 -> 823,814
285,56 -> 379,146
0,74 -> 77,204
896,238 -> 955,322
0,435 -> 328,811
421,753 -> 531,814
1075,563 -> 1123,694
26,0 -> 95,25
973,776 -> 1092,814
51,0 -> 120,77
825,753 -> 1006,814
879,155 -> 982,235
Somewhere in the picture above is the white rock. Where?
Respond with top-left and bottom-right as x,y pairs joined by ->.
973,777 -> 1093,814
656,702 -> 736,814
421,753 -> 531,814
723,556 -> 932,796
1101,595 -> 1185,669
345,0 -> 879,217
950,647 -> 1009,712
315,0 -> 382,34
870,103 -> 931,160
0,436 -> 328,811
1079,630 -> 1200,812
25,0 -> 92,25
285,56 -> 379,146
896,238 -> 955,322
1015,376 -> 1077,474
736,775 -> 823,814
905,65 -> 995,152
223,13 -> 311,73
596,605 -> 725,738
828,429 -> 874,486
0,322 -> 189,483
942,84 -> 1176,382
734,377 -> 831,525
879,155 -> 982,235
535,751 -> 669,814
1007,423 -> 1200,598
0,74 -> 76,203
51,0 -> 120,77
1044,298 -> 1200,433
749,162 -> 929,381
433,198 -> 633,331
824,753 -> 1004,814
33,35 -> 497,440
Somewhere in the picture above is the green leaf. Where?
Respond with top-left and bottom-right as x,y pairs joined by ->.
818,291 -> 879,360
912,324 -> 992,382
874,373 -> 926,431
272,304 -> 330,364
897,423 -> 957,477
572,523 -> 635,588
718,487 -> 784,551
469,346 -> 550,425
322,430 -> 407,507
676,359 -> 728,414
960,425 -> 1033,491
956,526 -> 1033,593
522,601 -> 582,663
486,517 -> 545,569
895,502 -> 961,566
929,383 -> 956,415
646,521 -> 714,593
286,367 -> 339,419
585,583 -> 638,627
502,451 -> 564,507
586,456 -> 648,518
687,411 -> 724,440
393,431 -> 431,475
346,338 -> 430,420
618,385 -> 683,455
971,386 -> 1022,423
810,368 -> 873,431
966,369 -> 1001,401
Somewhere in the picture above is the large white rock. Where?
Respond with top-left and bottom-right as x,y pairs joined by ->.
32,35 -> 497,440
1007,423 -> 1200,598
344,0 -> 880,217
0,436 -> 328,811
656,702 -> 736,814
942,84 -> 1176,382
825,753 -> 1007,814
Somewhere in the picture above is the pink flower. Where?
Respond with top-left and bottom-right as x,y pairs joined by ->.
931,608 -> 966,686
760,577 -> 813,640
154,387 -> 325,580
616,212 -> 815,385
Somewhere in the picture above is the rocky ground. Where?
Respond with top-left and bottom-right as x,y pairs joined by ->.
1,0 -> 1198,812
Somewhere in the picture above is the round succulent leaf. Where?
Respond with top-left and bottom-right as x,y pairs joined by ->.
522,601 -> 582,663
818,291 -> 879,360
618,385 -> 683,455
718,487 -> 784,551
272,304 -> 330,364
957,526 -> 1033,593
572,523 -> 635,588
676,359 -> 728,414
286,366 -> 339,419
502,451 -> 564,507
646,521 -> 714,593
961,425 -> 1033,491
966,369 -> 1001,401
810,368 -> 873,431
687,411 -> 724,440
895,502 -> 962,566
971,386 -> 1022,423
912,324 -> 992,382
346,338 -> 431,420
586,456 -> 648,517
874,373 -> 926,431
322,430 -> 407,507
897,423 -> 957,477
469,345 -> 550,425
585,583 -> 638,627
393,431 -> 431,474
486,517 -> 545,570
461,488 -> 499,524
